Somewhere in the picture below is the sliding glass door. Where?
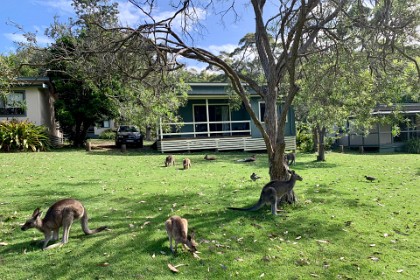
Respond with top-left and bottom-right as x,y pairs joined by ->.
194,104 -> 230,137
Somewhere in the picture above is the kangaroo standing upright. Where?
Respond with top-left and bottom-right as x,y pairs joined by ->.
21,199 -> 108,250
228,170 -> 303,215
165,155 -> 175,167
165,215 -> 197,253
183,158 -> 191,169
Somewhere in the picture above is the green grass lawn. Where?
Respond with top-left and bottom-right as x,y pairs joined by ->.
0,146 -> 418,279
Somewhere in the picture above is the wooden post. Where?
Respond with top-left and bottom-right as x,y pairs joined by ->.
121,144 -> 126,153
85,141 -> 91,152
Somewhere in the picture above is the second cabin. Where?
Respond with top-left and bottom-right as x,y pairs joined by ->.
156,83 -> 296,153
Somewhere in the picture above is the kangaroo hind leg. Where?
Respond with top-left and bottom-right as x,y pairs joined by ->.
61,208 -> 75,244
265,187 -> 279,215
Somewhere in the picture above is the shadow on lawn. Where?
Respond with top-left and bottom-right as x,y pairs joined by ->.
3,187 -> 356,279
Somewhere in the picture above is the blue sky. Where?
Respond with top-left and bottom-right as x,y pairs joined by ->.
0,0 -> 260,71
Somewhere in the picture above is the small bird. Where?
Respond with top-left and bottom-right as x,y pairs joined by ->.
250,173 -> 261,181
204,155 -> 216,160
237,155 -> 256,162
364,176 -> 376,182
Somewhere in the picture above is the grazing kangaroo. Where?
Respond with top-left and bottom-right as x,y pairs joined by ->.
204,155 -> 216,160
21,199 -> 108,250
165,215 -> 197,253
228,170 -> 303,215
165,155 -> 175,167
183,158 -> 191,169
284,153 -> 296,166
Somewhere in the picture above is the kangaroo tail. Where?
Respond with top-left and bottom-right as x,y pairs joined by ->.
81,208 -> 108,235
227,197 -> 265,212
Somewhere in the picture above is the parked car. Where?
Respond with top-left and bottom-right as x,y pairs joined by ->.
115,125 -> 143,148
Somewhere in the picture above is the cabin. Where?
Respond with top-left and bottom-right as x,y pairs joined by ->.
0,77 -> 63,145
337,103 -> 420,152
156,83 -> 296,153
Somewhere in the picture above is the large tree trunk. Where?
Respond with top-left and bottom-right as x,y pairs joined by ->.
316,126 -> 326,161
145,124 -> 152,141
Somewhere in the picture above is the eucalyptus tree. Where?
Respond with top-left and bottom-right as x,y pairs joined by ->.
296,50 -> 375,161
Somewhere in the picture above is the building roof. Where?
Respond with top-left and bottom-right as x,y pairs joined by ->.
188,82 -> 258,98
371,103 -> 420,115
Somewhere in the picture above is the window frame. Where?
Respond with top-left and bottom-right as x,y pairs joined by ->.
0,90 -> 26,117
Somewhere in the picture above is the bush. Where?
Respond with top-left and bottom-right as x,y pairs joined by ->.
99,129 -> 116,140
296,125 -> 315,153
404,138 -> 420,154
0,120 -> 50,152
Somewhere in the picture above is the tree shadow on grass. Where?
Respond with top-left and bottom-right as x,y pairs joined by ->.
2,186 -> 359,279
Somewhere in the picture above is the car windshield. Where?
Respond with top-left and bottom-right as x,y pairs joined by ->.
119,126 -> 139,132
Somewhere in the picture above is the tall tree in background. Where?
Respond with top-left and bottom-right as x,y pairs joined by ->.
45,0 -> 189,142
296,50 -> 375,161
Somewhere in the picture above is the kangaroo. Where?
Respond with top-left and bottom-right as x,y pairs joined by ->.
165,215 -> 197,253
165,155 -> 175,167
228,170 -> 303,215
21,199 -> 108,250
204,155 -> 216,160
284,153 -> 296,166
237,154 -> 256,162
183,158 -> 191,169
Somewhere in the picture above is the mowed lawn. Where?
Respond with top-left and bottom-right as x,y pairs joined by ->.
0,147 -> 418,279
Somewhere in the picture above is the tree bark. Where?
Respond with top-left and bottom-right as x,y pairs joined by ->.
312,127 -> 318,153
145,124 -> 152,141
316,126 -> 326,161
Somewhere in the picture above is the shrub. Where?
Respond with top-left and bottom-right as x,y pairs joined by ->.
297,124 -> 315,153
404,138 -> 420,154
99,129 -> 116,140
0,120 -> 50,152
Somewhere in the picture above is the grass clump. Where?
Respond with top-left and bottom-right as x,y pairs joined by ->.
0,148 -> 418,279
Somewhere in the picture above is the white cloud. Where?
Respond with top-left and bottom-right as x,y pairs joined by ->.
207,44 -> 237,55
4,33 -> 53,46
33,0 -> 74,15
117,1 -> 144,26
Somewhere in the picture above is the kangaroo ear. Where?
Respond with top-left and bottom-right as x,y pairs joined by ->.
188,231 -> 196,240
32,208 -> 42,217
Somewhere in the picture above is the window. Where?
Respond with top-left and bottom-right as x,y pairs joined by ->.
259,102 -> 265,122
193,104 -> 231,137
97,120 -> 110,128
258,101 -> 287,123
0,91 -> 26,116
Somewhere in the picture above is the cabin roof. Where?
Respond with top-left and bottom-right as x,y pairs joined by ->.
187,82 -> 258,97
371,103 -> 420,115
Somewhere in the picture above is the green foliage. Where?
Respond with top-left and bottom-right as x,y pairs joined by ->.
296,124 -> 315,153
404,138 -> 420,154
0,120 -> 50,152
99,129 -> 115,140
0,151 -> 418,279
